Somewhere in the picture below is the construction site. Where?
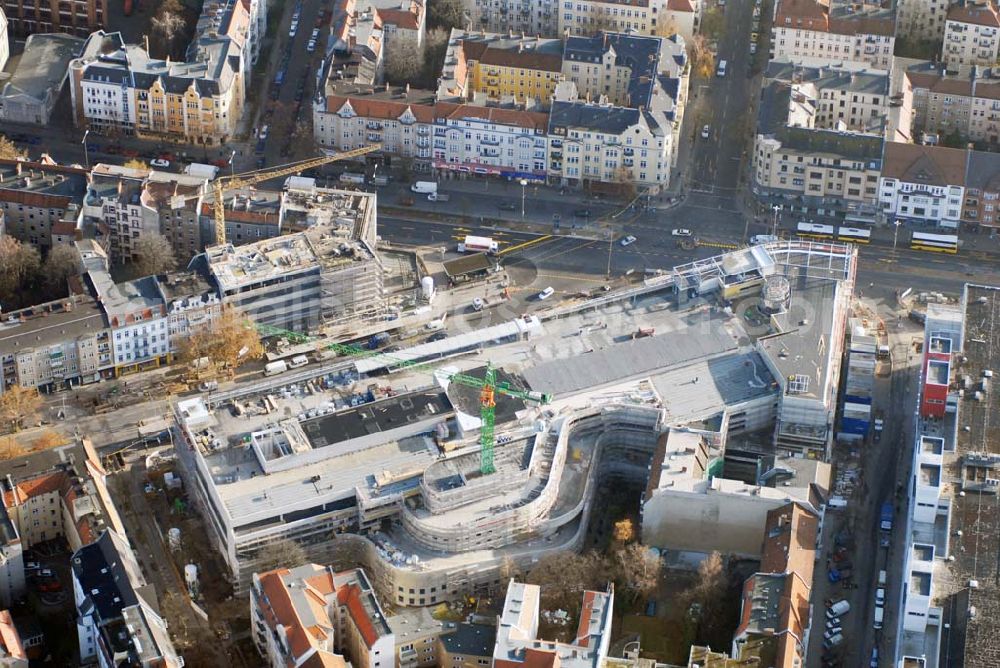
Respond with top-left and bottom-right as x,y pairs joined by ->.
166,240 -> 860,610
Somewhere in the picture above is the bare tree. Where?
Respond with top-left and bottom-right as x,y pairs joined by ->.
152,10 -> 186,58
0,135 -> 27,160
526,551 -> 610,614
0,436 -> 24,461
30,429 -> 67,452
0,386 -> 43,433
0,236 -> 41,310
384,40 -> 424,86
610,542 -> 660,601
427,0 -> 466,31
690,35 -> 715,79
421,29 -> 451,87
177,310 -> 264,377
130,232 -> 177,278
43,244 -> 82,295
682,551 -> 727,611
254,538 -> 309,574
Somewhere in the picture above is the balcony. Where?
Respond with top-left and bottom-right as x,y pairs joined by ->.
417,127 -> 430,136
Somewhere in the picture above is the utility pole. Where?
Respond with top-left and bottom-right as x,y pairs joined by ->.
82,130 -> 90,169
520,179 -> 528,219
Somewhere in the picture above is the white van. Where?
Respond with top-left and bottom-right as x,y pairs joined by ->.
823,633 -> 844,649
878,569 -> 887,586
411,181 -> 437,194
288,355 -> 309,369
874,605 -> 884,629
827,600 -> 850,618
717,59 -> 728,77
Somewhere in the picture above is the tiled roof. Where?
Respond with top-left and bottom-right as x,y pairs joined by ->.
947,0 -> 1000,27
340,583 -> 379,648
881,142 -> 968,185
666,0 -> 696,10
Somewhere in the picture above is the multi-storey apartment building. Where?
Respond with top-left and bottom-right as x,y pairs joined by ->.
466,0 -> 557,36
752,63 -> 885,221
0,159 -> 88,251
878,142 -> 967,227
437,31 -> 564,107
86,270 -> 171,375
72,530 -> 182,668
558,0 -> 661,36
901,63 -> 1000,146
155,271 -> 224,340
770,0 -> 896,70
0,294 -> 113,392
962,149 -> 1000,226
900,63 -> 1000,144
2,0 -> 106,36
0,32 -> 85,126
319,30 -> 688,191
69,1 -> 248,144
942,0 -> 1000,72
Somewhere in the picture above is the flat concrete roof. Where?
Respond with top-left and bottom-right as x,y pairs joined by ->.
522,314 -> 745,397
301,391 -> 452,447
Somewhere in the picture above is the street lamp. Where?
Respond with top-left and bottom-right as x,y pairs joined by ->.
519,178 -> 528,219
228,149 -> 236,177
81,130 -> 90,169
771,204 -> 780,237
892,219 -> 902,254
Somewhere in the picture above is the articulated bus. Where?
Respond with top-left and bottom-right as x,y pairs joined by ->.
796,222 -> 836,240
910,231 -> 958,254
837,227 -> 871,244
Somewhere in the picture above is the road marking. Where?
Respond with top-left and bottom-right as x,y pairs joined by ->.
498,235 -> 554,256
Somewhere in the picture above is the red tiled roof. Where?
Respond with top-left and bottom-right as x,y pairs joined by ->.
947,1 -> 1000,27
15,472 -> 67,501
666,0 -> 696,12
339,584 -> 379,648
377,7 -> 420,31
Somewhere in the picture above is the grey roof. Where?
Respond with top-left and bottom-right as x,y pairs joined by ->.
549,100 -> 643,135
563,31 -> 663,109
0,295 -> 108,354
86,271 -> 166,319
758,273 -> 840,400
964,150 -> 1000,191
757,81 -> 884,163
0,33 -> 84,103
439,622 -> 497,657
71,530 -> 140,623
301,391 -> 452,448
765,59 -> 889,96
78,29 -> 240,98
522,320 -> 741,397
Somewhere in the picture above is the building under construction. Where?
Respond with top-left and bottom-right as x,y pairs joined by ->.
204,182 -> 383,332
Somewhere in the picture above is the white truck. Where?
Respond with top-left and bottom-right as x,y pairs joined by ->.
428,192 -> 450,202
411,181 -> 437,195
457,235 -> 499,254
264,360 -> 288,376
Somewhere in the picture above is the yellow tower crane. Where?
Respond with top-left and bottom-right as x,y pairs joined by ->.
208,145 -> 381,244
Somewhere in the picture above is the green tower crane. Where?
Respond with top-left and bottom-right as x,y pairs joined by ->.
255,325 -> 552,474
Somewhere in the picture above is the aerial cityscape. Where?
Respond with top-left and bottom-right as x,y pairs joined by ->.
0,0 -> 996,666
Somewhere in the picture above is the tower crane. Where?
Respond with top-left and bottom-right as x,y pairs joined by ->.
256,325 -> 552,475
205,145 -> 381,244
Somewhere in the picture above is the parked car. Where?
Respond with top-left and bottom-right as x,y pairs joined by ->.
259,125 -> 269,140
472,297 -> 484,311
537,286 -> 555,300
701,125 -> 711,139
150,158 -> 170,168
671,228 -> 692,237
620,235 -> 637,247
36,569 -> 54,579
426,331 -> 449,343
497,202 -> 517,211
24,562 -> 40,572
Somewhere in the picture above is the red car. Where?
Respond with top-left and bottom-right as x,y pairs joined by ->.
121,148 -> 140,158
38,580 -> 61,592
158,152 -> 175,161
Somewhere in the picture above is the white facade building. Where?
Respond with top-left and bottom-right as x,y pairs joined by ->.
942,0 -> 1000,73
878,142 -> 967,227
770,0 -> 896,70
